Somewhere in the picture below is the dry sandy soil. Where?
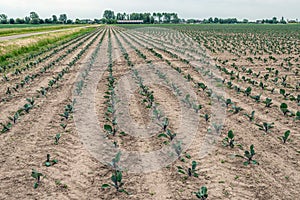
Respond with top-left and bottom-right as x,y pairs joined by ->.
0,25 -> 299,200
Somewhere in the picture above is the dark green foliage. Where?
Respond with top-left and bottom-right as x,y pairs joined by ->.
101,152 -> 128,194
1,122 -> 12,133
244,111 -> 255,121
295,111 -> 300,121
230,104 -> 243,114
225,99 -> 232,108
280,103 -> 289,115
54,133 -> 61,145
280,89 -> 290,99
263,98 -> 273,107
236,145 -> 258,166
44,154 -> 58,167
198,82 -> 207,91
256,122 -> 274,133
177,161 -> 199,178
278,130 -> 290,144
194,186 -> 208,200
244,87 -> 252,96
31,169 -> 43,189
162,118 -> 169,131
203,114 -> 210,122
158,129 -> 176,142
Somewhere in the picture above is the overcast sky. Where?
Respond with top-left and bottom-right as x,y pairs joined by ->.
1,0 -> 299,21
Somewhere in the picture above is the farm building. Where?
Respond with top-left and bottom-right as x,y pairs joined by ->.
117,20 -> 144,24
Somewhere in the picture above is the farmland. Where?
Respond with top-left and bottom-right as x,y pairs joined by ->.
0,24 -> 299,199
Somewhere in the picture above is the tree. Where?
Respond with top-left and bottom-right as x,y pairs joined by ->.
30,18 -> 39,24
280,16 -> 286,24
67,19 -> 73,24
170,13 -> 179,23
0,14 -> 8,24
163,13 -> 171,23
243,19 -> 249,23
52,15 -> 58,23
103,10 -> 115,20
9,18 -> 15,24
150,16 -> 155,24
15,18 -> 25,24
29,12 -> 39,24
45,18 -> 52,24
123,13 -> 127,20
214,17 -> 219,23
117,13 -> 126,20
157,13 -> 162,23
30,12 -> 39,20
142,13 -> 151,23
24,16 -> 30,24
59,14 -> 67,24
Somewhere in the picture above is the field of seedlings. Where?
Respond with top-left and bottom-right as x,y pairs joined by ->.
0,24 -> 299,199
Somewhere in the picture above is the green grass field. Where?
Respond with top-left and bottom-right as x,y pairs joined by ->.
0,24 -> 86,37
0,27 -> 97,66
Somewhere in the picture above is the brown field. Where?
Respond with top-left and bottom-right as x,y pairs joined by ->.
0,25 -> 299,199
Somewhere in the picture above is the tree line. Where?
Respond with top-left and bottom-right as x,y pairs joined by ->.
0,12 -> 87,24
0,10 -> 294,25
102,10 -> 180,24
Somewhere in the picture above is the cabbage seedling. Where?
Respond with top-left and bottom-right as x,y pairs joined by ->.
1,122 -> 12,133
212,123 -> 223,134
31,169 -> 43,189
3,74 -> 9,81
256,122 -> 274,133
222,130 -> 235,148
279,130 -> 290,144
280,89 -> 290,99
251,94 -> 261,103
230,104 -> 243,114
102,152 -> 128,194
193,104 -> 202,113
198,82 -> 207,91
177,160 -> 199,178
59,111 -> 69,120
38,87 -> 47,96
158,129 -> 176,141
182,94 -> 192,108
54,133 -> 61,145
203,114 -> 210,122
172,141 -> 182,158
263,98 -> 273,107
104,124 -> 117,136
280,103 -> 289,115
225,99 -> 232,108
194,186 -> 208,200
8,112 -> 20,124
244,111 -> 255,122
26,98 -> 35,106
162,118 -> 169,131
223,130 -> 243,149
244,87 -> 252,96
235,145 -> 258,166
60,123 -> 67,129
153,108 -> 162,121
44,154 -> 58,167
6,87 -> 11,95
295,111 -> 300,121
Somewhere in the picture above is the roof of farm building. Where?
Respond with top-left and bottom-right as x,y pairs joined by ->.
117,20 -> 144,24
